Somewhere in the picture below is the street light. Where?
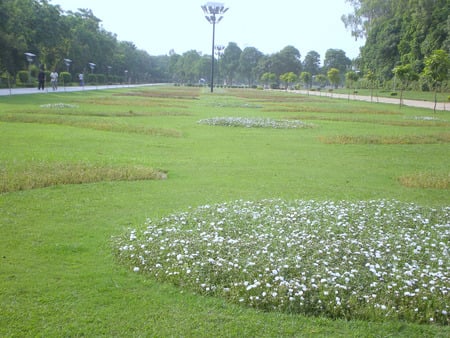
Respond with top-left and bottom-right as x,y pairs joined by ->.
88,62 -> 96,73
215,44 -> 225,86
201,2 -> 228,93
24,52 -> 36,84
64,58 -> 72,72
107,66 -> 112,85
63,59 -> 72,90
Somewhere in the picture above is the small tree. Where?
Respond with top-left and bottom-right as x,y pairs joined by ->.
280,72 -> 297,90
365,70 -> 376,102
315,74 -> 328,90
300,71 -> 312,90
327,68 -> 340,89
261,72 -> 277,89
392,64 -> 419,107
345,71 -> 359,100
422,50 -> 450,112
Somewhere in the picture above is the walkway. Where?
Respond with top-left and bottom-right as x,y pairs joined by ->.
292,89 -> 448,111
0,83 -> 160,96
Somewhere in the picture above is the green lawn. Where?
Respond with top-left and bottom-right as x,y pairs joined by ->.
1,86 -> 449,337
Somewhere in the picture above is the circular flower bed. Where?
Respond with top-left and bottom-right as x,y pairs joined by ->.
114,199 -> 449,324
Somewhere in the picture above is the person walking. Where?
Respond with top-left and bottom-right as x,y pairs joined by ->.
38,67 -> 45,90
50,70 -> 58,91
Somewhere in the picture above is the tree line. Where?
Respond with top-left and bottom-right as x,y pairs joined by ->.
1,0 -> 448,93
343,0 -> 450,84
0,0 -> 354,88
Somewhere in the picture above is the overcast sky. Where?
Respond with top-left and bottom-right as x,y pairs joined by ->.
51,0 -> 364,61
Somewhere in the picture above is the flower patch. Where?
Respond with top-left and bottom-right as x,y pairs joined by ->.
114,199 -> 449,325
198,117 -> 313,129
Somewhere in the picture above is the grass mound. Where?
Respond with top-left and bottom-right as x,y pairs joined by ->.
114,199 -> 450,325
0,161 -> 167,193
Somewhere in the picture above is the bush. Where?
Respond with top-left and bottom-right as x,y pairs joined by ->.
17,70 -> 29,84
60,72 -> 72,84
96,74 -> 105,84
87,74 -> 97,84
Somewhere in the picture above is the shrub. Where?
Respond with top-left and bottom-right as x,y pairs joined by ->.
96,74 -> 105,84
60,72 -> 72,84
17,70 -> 29,84
87,74 -> 97,84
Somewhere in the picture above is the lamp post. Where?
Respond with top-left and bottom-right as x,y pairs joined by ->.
201,2 -> 228,93
63,59 -> 72,90
107,66 -> 112,85
215,44 -> 224,86
24,52 -> 36,84
64,58 -> 72,72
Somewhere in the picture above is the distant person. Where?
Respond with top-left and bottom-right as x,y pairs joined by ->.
38,67 -> 45,90
50,70 -> 58,91
79,73 -> 84,86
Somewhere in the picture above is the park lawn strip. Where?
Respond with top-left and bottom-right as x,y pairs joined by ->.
0,86 -> 449,336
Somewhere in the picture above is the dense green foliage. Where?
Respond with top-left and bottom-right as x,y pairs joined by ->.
343,0 -> 450,80
1,0 -> 448,91
0,0 -> 169,84
0,0 -> 353,87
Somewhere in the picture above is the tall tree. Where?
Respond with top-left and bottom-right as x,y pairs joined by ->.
221,42 -> 242,85
270,46 -> 302,78
344,0 -> 449,80
302,51 -> 321,75
323,49 -> 351,74
239,47 -> 263,86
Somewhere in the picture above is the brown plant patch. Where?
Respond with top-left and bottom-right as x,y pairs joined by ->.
398,172 -> 449,189
287,115 -> 450,127
0,114 -> 182,137
76,97 -> 190,109
264,105 -> 400,115
319,133 -> 450,145
0,162 -> 168,193
34,108 -> 191,118
113,88 -> 200,100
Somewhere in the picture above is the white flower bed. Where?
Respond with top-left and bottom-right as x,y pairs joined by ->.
198,117 -> 313,129
114,199 -> 450,324
40,103 -> 79,109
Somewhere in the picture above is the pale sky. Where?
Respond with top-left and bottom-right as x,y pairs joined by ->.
51,0 -> 364,61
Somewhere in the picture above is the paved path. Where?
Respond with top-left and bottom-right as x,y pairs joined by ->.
291,89 -> 448,111
0,83 -> 161,97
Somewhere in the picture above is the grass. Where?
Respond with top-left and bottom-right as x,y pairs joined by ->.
1,86 -> 449,337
